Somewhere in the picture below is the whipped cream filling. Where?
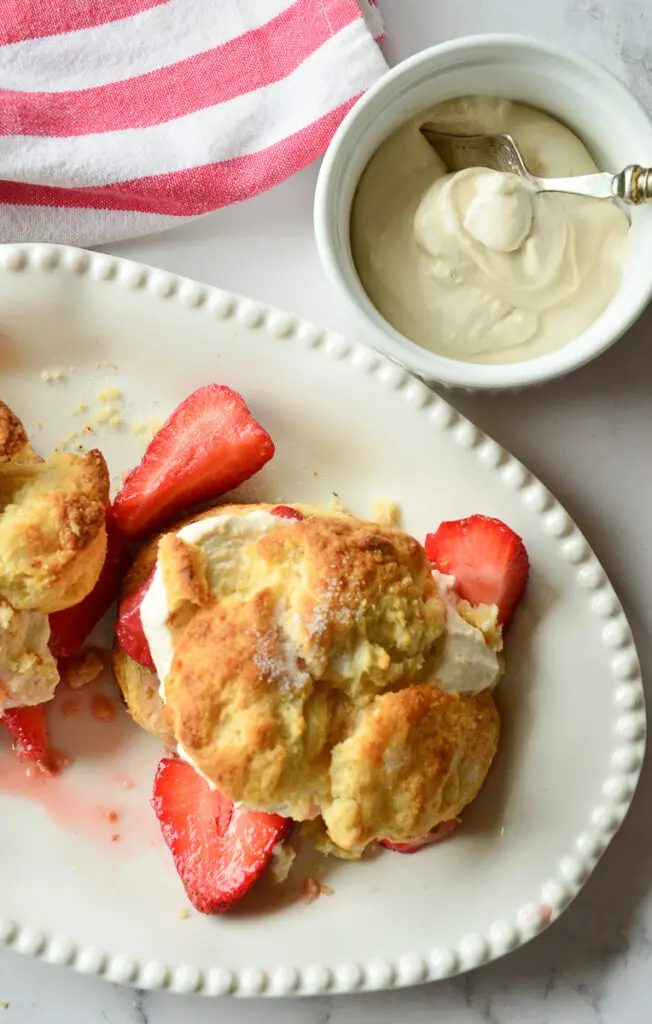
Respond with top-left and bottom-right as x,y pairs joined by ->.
427,571 -> 501,695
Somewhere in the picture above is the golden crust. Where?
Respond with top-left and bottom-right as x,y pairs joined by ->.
323,687 -> 500,852
111,644 -> 175,744
0,399 -> 41,466
0,402 -> 110,613
113,503 -> 324,748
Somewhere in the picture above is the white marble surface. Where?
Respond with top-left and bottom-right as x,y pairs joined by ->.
2,0 -> 652,1020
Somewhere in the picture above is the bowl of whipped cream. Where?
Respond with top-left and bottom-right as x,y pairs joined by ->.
314,34 -> 652,390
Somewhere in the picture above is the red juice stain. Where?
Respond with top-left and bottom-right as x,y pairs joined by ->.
113,773 -> 136,790
60,696 -> 82,719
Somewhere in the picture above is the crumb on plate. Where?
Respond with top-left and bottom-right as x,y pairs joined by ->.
90,693 -> 116,722
370,499 -> 400,527
60,649 -> 104,690
40,368 -> 65,384
269,842 -> 296,885
132,418 -> 163,444
300,877 -> 333,904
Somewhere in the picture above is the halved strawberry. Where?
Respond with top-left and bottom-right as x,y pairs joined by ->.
49,509 -> 130,659
112,385 -> 275,539
270,505 -> 304,521
1,704 -> 48,763
379,820 -> 458,854
152,757 -> 291,913
116,571 -> 156,671
425,515 -> 529,626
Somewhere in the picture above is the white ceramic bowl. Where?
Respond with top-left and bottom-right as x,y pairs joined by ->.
314,34 -> 652,391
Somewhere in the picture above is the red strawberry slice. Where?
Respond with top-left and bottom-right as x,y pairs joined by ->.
116,571 -> 156,671
113,385 -> 275,539
2,704 -> 48,763
425,515 -> 529,626
270,505 -> 304,521
49,509 -> 130,659
152,757 -> 291,913
380,820 -> 458,854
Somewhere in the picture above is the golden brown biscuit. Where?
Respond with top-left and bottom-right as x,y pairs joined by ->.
0,399 -> 41,466
323,687 -> 499,852
114,502 -> 500,852
112,503 -> 324,745
0,430 -> 109,613
111,645 -> 175,744
163,510 -> 446,815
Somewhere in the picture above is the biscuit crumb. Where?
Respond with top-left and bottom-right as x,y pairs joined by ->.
300,877 -> 333,904
132,418 -> 163,444
90,693 -> 116,722
178,908 -> 190,920
73,402 -> 88,416
269,842 -> 296,884
40,368 -> 65,384
106,809 -> 119,823
95,388 -> 125,429
60,649 -> 104,690
110,833 -> 120,842
98,388 -> 121,401
370,500 -> 400,527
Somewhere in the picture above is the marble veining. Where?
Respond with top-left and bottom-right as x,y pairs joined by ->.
1,0 -> 651,1021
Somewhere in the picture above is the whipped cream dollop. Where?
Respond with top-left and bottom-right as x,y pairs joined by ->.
0,598 -> 59,710
427,571 -> 501,695
351,96 -> 630,364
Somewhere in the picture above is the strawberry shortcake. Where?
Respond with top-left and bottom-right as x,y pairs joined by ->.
109,384 -> 529,914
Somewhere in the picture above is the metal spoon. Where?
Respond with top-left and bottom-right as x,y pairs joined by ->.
419,125 -> 652,204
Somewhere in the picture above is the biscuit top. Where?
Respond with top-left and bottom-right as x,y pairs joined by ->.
140,507 -> 501,849
0,398 -> 110,615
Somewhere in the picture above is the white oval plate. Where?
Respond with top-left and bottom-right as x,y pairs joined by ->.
0,244 -> 645,998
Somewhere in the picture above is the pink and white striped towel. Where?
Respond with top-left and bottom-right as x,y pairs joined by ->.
0,0 -> 387,246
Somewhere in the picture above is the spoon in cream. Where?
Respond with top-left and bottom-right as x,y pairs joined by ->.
419,125 -> 652,204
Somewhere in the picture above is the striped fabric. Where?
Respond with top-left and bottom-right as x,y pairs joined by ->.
0,0 -> 386,245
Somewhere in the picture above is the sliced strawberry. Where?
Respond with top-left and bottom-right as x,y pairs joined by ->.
2,704 -> 48,763
113,385 -> 275,539
49,509 -> 130,658
270,505 -> 304,521
152,757 -> 291,913
425,515 -> 529,626
380,820 -> 458,854
116,571 -> 156,671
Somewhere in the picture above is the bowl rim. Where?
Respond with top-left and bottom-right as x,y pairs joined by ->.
314,32 -> 652,391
